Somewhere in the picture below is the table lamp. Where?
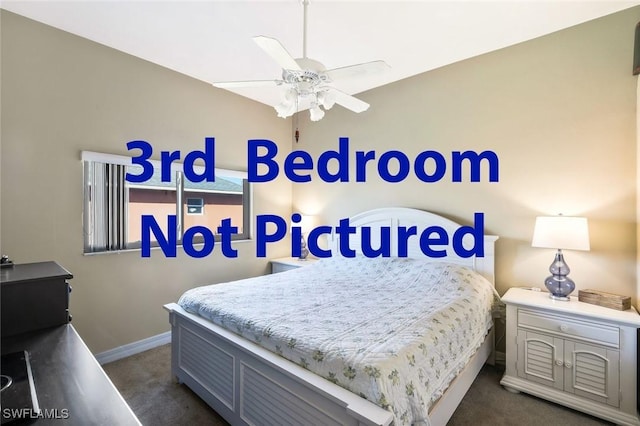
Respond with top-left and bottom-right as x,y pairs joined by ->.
293,214 -> 314,260
531,215 -> 590,301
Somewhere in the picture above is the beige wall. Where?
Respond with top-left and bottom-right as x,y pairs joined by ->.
293,7 -> 639,301
0,11 -> 292,353
2,7 -> 639,354
637,76 -> 640,307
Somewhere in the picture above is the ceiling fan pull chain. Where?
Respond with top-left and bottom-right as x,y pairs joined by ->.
294,94 -> 300,143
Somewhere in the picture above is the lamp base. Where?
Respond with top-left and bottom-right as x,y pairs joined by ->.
544,275 -> 575,301
543,250 -> 576,301
548,294 -> 571,302
298,235 -> 309,261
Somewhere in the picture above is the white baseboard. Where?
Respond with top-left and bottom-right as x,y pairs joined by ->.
96,331 -> 171,365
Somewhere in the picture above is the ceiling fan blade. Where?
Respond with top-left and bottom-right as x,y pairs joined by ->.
253,36 -> 302,71
325,60 -> 390,82
213,80 -> 282,89
326,88 -> 370,113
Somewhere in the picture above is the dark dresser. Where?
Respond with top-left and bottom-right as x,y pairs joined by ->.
1,261 -> 141,425
1,261 -> 73,337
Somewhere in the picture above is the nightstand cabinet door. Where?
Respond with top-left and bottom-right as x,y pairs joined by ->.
564,341 -> 620,407
500,288 -> 640,426
517,330 -> 564,391
516,330 -> 621,407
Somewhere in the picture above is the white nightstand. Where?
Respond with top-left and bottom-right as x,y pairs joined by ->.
500,287 -> 640,425
270,257 -> 319,274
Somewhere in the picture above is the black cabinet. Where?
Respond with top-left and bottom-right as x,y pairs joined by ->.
1,261 -> 72,337
1,262 -> 141,425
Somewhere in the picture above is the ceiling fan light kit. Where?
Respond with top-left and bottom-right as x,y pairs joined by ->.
212,0 -> 389,122
309,103 -> 325,122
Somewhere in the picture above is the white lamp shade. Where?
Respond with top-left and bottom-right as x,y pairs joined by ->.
317,91 -> 336,110
309,105 -> 325,122
532,216 -> 590,251
274,88 -> 298,118
292,214 -> 315,233
274,102 -> 295,118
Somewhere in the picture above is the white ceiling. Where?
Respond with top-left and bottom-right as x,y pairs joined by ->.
2,1 -> 639,108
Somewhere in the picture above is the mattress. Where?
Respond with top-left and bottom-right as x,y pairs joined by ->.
178,256 -> 496,425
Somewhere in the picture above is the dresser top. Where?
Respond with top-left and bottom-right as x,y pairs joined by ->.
2,324 -> 141,425
1,261 -> 73,285
502,287 -> 640,327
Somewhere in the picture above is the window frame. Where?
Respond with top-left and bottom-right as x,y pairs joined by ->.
185,197 -> 205,215
82,151 -> 252,254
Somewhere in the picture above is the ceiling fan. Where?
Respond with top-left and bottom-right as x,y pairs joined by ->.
212,0 -> 389,121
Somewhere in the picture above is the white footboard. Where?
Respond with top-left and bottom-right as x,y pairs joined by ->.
165,303 -> 394,426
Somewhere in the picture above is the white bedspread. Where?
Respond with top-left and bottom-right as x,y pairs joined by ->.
178,256 -> 495,425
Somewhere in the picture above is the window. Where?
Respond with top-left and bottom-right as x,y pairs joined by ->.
82,151 -> 251,254
186,198 -> 204,215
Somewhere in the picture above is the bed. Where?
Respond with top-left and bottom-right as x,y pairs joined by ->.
164,208 -> 499,425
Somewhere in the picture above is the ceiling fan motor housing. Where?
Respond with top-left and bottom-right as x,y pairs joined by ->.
282,58 -> 330,96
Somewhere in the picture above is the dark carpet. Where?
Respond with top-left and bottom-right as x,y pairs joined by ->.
103,344 -> 613,425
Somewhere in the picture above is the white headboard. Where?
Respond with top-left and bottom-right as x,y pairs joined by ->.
327,207 -> 498,286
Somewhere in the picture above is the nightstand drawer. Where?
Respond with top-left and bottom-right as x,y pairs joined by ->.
518,309 -> 619,347
270,257 -> 318,274
272,263 -> 298,274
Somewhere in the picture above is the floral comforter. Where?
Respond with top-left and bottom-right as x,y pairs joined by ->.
178,256 -> 496,425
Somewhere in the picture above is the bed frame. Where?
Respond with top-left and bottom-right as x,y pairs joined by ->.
165,208 -> 498,425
